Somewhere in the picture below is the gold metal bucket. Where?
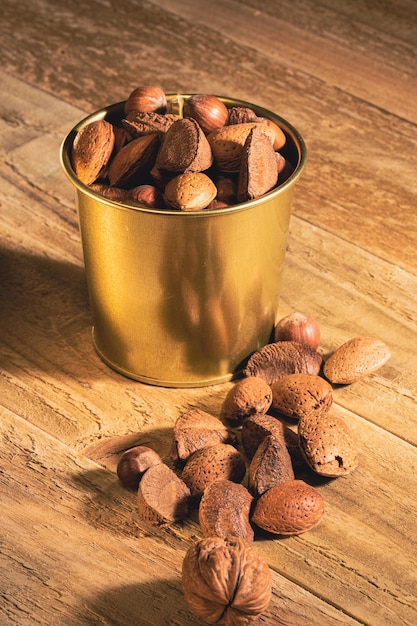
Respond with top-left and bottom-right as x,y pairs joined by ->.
60,96 -> 306,387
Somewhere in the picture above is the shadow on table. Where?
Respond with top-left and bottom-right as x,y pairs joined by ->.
66,580 -> 206,626
0,243 -> 110,379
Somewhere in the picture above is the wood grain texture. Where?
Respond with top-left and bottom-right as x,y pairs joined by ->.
0,0 -> 416,624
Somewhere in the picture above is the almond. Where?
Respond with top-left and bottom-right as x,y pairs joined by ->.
243,341 -> 322,386
270,373 -> 333,420
323,336 -> 391,384
171,408 -> 233,463
221,376 -> 273,423
251,479 -> 324,535
107,132 -> 160,188
298,411 -> 358,477
181,443 -> 246,499
248,434 -> 294,497
163,172 -> 217,211
71,119 -> 115,185
199,480 -> 254,546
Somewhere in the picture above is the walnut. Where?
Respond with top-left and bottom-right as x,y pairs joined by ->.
182,537 -> 272,625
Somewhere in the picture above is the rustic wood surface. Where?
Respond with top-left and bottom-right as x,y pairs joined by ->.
1,1 -> 416,625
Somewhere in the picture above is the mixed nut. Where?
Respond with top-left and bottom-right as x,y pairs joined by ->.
114,312 -> 390,624
70,85 -> 294,211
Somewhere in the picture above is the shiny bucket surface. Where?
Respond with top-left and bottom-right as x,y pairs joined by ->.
60,96 -> 306,387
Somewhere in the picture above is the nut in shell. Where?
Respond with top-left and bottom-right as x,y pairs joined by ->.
71,119 -> 115,185
181,443 -> 247,499
244,341 -> 323,386
164,172 -> 217,211
298,411 -> 359,477
182,537 -> 272,625
199,480 -> 254,546
251,479 -> 324,535
323,336 -> 391,384
270,373 -> 333,420
221,376 -> 273,423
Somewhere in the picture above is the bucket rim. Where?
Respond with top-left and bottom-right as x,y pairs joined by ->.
60,94 -> 307,217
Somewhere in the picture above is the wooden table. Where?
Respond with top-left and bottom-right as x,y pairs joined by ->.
1,1 -> 416,624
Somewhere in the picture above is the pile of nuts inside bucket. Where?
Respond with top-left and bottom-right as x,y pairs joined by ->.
116,311 -> 391,625
70,85 -> 295,211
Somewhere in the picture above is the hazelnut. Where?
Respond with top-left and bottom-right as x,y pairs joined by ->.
183,94 -> 228,134
128,184 -> 164,208
124,85 -> 167,115
116,445 -> 162,490
274,312 -> 321,350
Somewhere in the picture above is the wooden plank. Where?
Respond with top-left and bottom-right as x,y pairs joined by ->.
0,408 -> 362,626
152,0 -> 417,122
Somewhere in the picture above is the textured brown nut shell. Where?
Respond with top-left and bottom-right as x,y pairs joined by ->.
241,413 -> 286,460
199,480 -> 254,546
71,119 -> 115,185
248,434 -> 294,497
181,443 -> 247,498
207,122 -> 275,173
298,412 -> 359,476
107,132 -> 160,188
221,376 -> 273,423
117,445 -> 162,490
270,373 -> 333,420
136,463 -> 190,526
164,172 -> 217,211
243,341 -> 323,386
155,116 -> 213,173
122,110 -> 180,138
182,537 -> 272,625
171,408 -> 232,463
227,106 -> 259,125
251,479 -> 324,535
237,124 -> 279,202
323,336 -> 391,384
